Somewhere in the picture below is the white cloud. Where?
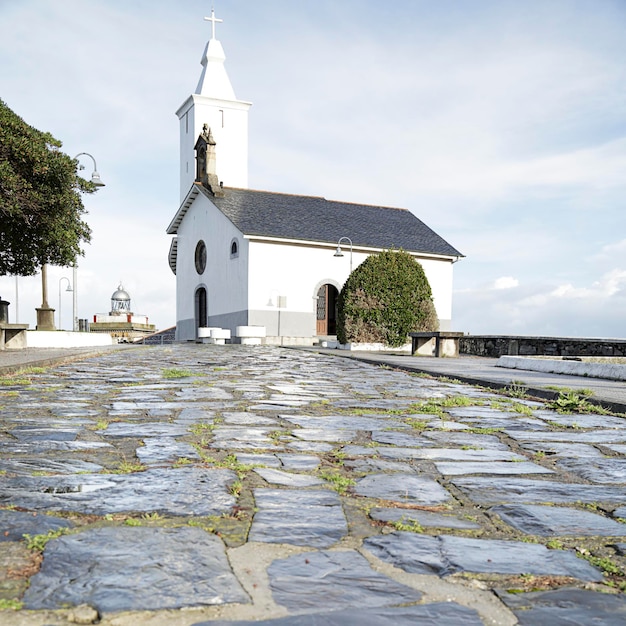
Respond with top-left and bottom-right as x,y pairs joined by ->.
547,269 -> 626,300
590,239 -> 626,264
492,277 -> 519,290
1,1 -> 626,337
455,268 -> 626,337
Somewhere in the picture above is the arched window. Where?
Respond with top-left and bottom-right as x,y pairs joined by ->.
230,238 -> 239,258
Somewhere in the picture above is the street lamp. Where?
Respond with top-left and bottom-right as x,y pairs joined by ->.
75,153 -> 105,188
73,152 -> 105,331
58,277 -> 73,330
333,237 -> 353,273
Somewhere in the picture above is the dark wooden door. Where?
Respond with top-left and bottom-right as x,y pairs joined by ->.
316,286 -> 327,335
316,285 -> 338,335
195,287 -> 207,330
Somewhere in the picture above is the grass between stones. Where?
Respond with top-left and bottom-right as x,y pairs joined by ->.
0,377 -> 31,387
318,468 -> 356,495
110,459 -> 147,474
0,599 -> 23,610
548,389 -> 614,415
23,528 -> 71,552
161,367 -> 199,379
391,516 -> 424,533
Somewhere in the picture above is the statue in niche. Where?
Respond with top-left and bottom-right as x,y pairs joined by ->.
194,124 -> 224,197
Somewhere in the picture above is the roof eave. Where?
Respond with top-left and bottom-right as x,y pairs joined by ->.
244,234 -> 462,261
166,185 -> 202,234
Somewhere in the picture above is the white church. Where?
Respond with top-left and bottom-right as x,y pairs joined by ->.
167,10 -> 462,345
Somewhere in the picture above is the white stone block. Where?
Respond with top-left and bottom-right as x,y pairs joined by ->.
235,325 -> 266,338
210,328 -> 231,340
197,327 -> 220,339
240,337 -> 263,345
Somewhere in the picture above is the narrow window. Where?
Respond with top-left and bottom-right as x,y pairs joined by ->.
195,240 -> 207,274
230,238 -> 239,259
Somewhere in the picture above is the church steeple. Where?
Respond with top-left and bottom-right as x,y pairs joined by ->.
195,9 -> 236,100
176,8 -> 252,202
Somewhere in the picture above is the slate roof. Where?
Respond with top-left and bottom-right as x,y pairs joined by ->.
172,184 -> 462,258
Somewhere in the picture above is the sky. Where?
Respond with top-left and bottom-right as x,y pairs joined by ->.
1,0 -> 625,338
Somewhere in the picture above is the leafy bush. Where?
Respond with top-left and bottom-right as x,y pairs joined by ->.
337,249 -> 439,347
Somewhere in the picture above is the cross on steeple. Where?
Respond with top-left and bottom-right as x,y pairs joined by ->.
204,7 -> 223,40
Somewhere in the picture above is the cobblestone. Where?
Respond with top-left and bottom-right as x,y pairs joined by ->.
0,344 -> 626,625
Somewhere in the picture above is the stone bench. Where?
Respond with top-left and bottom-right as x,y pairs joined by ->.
235,326 -> 266,345
409,331 -> 464,358
0,323 -> 29,350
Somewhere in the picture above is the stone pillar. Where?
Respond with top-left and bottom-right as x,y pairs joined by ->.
36,307 -> 56,331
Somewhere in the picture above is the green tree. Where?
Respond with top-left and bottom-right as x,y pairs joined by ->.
0,99 -> 93,276
337,249 -> 439,347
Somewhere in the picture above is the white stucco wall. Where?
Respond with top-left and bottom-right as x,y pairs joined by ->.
418,257 -> 454,326
247,241 -> 454,335
177,95 -> 250,201
175,194 -> 248,340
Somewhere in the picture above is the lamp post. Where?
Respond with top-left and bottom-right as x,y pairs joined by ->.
333,237 -> 353,273
14,275 -> 19,323
58,277 -> 73,330
73,153 -> 105,331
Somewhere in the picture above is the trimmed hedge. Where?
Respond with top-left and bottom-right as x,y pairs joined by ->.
337,249 -> 439,347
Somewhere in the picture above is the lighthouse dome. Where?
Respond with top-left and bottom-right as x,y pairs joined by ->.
111,284 -> 131,314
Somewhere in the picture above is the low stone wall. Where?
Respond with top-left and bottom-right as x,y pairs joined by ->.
25,331 -> 114,349
460,335 -> 626,358
496,356 -> 626,382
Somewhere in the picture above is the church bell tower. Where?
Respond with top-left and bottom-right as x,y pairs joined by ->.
176,9 -> 252,202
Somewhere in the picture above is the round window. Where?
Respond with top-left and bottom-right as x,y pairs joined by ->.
195,240 -> 207,274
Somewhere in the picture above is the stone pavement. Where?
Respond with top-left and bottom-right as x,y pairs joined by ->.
1,344 -> 626,625
309,349 -> 626,412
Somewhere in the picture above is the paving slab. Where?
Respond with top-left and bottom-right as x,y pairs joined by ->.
491,504 -> 626,536
196,603 -> 484,625
0,467 -> 237,515
435,460 -> 553,476
23,527 -> 249,612
0,510 -> 74,542
453,477 -> 626,505
249,489 -> 348,548
266,550 -> 422,613
555,456 -> 626,483
135,437 -> 201,464
496,587 -> 626,625
370,507 -> 481,530
1,343 -> 626,625
254,468 -> 324,487
354,473 -> 452,505
364,532 -> 603,581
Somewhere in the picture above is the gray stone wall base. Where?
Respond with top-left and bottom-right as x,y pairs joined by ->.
461,335 -> 626,358
249,310 -> 314,339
